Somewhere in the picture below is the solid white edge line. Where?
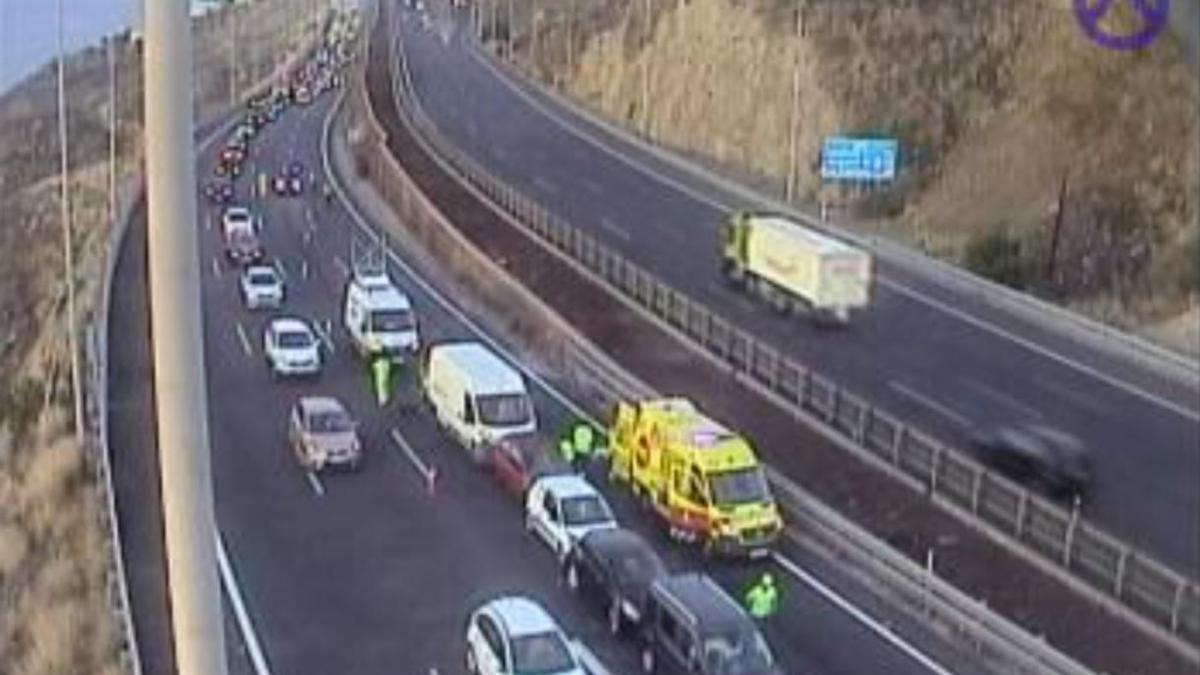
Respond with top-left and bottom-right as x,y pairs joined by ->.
235,322 -> 254,357
463,38 -> 1200,424
216,531 -> 274,675
320,72 -> 594,425
772,553 -> 957,675
327,42 -> 953,675
883,278 -> 1200,423
390,427 -> 435,482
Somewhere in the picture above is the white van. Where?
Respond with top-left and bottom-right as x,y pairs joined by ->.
422,341 -> 537,461
342,271 -> 420,360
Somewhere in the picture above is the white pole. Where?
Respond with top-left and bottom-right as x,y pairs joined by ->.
785,3 -> 803,202
56,0 -> 83,445
143,0 -> 229,671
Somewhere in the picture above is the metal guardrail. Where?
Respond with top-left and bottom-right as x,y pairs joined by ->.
468,40 -> 1200,386
379,20 -> 1200,657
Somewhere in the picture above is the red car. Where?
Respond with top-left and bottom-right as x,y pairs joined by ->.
488,434 -> 571,498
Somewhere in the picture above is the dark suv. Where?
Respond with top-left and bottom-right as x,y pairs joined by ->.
638,573 -> 780,675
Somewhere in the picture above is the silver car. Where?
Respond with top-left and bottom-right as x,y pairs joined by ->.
288,397 -> 362,472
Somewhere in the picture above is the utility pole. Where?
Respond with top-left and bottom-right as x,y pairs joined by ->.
640,0 -> 652,136
507,0 -> 515,59
56,0 -> 83,445
1046,169 -> 1070,284
108,34 -> 118,232
228,1 -> 239,107
785,2 -> 804,203
144,0 -> 229,672
531,0 -> 539,68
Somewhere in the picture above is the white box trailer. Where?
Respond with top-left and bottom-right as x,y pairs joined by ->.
721,212 -> 872,323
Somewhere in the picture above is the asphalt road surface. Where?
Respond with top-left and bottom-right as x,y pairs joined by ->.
108,64 -> 1001,673
388,0 -> 1200,572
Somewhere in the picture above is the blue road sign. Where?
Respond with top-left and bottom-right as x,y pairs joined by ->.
820,137 -> 899,182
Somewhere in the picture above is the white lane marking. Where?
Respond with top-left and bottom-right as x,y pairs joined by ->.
206,213 -> 213,230
313,319 -> 337,353
211,257 -> 223,279
273,258 -> 288,280
333,255 -> 351,278
598,217 -> 630,242
532,175 -> 557,194
960,378 -> 1044,421
216,531 -> 274,675
327,84 -> 970,674
889,381 -> 972,428
235,322 -> 254,357
305,470 -> 326,496
466,44 -> 1200,423
583,178 -> 603,195
390,428 -> 437,484
1033,375 -> 1108,414
883,279 -> 1200,423
773,553 -> 956,675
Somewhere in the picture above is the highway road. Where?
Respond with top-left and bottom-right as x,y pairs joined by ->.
107,46 -> 1000,673
387,1 -> 1200,572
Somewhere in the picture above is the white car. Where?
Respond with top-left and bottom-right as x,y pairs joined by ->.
222,206 -> 254,237
240,264 -> 284,309
263,318 -> 321,377
465,597 -> 584,675
525,475 -> 617,561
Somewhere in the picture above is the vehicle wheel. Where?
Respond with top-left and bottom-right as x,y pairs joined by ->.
640,646 -> 656,674
565,562 -> 580,592
607,597 -> 623,636
465,646 -> 477,674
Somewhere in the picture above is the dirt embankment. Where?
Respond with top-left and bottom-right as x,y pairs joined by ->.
492,0 -> 1200,355
0,2 -> 317,672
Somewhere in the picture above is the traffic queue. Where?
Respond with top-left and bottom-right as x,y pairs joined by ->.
205,6 -> 784,674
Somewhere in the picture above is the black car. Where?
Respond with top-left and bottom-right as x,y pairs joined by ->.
967,423 -> 1093,500
638,574 -> 780,675
561,528 -> 667,635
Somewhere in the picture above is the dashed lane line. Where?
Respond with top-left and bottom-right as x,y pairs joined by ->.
888,380 -> 972,428
235,322 -> 254,358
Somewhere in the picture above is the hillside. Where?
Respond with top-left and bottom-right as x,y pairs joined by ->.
495,0 -> 1199,355
0,2 -> 316,672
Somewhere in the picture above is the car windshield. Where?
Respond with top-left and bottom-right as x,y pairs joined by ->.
368,308 -> 413,333
278,331 -> 313,349
309,410 -> 353,433
510,631 -> 575,675
703,628 -> 774,675
248,271 -> 277,286
476,393 -> 532,426
709,467 -> 769,507
561,495 -> 612,527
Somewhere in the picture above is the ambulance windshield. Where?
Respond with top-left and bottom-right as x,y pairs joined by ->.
709,467 -> 768,506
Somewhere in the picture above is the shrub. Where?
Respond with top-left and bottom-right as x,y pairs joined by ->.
963,227 -> 1031,290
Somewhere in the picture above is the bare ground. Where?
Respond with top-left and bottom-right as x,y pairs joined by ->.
497,0 -> 1200,356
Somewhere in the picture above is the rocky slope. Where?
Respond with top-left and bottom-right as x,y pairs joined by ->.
499,0 -> 1199,354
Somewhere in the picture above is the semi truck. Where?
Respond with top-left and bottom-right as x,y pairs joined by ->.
721,211 -> 872,324
608,397 -> 782,558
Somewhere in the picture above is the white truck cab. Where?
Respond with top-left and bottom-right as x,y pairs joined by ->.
422,341 -> 537,461
342,270 -> 420,360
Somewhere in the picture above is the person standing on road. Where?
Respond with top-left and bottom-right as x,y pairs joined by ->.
559,420 -> 596,474
372,352 -> 392,407
744,572 -> 779,619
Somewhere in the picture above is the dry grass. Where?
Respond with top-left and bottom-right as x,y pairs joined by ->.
0,2 -> 323,672
514,0 -> 1199,351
